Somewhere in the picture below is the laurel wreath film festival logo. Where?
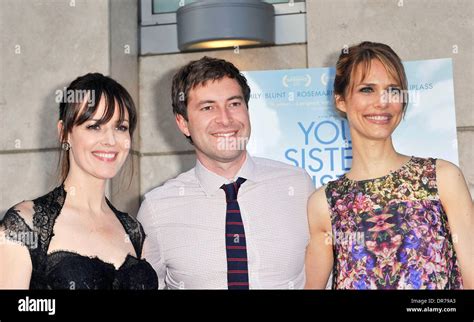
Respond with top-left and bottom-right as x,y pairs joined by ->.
282,74 -> 312,88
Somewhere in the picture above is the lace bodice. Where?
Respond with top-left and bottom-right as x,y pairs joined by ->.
1,185 -> 158,290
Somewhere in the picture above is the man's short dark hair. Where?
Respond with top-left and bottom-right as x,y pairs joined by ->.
171,56 -> 251,121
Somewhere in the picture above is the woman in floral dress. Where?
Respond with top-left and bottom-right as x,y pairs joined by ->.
304,41 -> 472,289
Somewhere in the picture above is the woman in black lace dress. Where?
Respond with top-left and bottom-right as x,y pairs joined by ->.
0,73 -> 158,289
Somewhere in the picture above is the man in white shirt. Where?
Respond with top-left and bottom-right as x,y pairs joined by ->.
137,56 -> 314,289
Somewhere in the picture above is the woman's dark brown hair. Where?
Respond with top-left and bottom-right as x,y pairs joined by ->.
58,73 -> 137,183
333,41 -> 408,118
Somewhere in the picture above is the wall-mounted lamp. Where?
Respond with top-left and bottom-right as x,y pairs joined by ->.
177,0 -> 275,51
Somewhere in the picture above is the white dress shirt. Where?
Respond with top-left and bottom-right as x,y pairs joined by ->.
137,153 -> 314,289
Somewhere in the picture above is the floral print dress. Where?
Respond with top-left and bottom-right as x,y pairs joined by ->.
325,157 -> 463,289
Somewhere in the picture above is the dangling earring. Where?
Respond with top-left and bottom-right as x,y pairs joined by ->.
61,142 -> 71,151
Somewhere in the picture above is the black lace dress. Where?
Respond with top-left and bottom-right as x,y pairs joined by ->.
0,185 -> 158,290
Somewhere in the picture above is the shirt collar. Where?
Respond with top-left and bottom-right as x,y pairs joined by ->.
195,152 -> 257,197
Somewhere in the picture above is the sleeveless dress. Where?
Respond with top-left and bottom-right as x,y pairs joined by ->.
325,157 -> 463,289
0,185 -> 158,289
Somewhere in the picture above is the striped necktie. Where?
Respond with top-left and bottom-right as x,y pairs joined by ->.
220,177 -> 249,290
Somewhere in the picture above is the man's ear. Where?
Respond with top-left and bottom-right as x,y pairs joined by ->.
57,120 -> 66,142
334,94 -> 347,114
175,114 -> 191,137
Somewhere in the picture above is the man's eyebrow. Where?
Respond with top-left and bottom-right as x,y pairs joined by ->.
227,95 -> 244,101
196,96 -> 244,105
197,100 -> 216,105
